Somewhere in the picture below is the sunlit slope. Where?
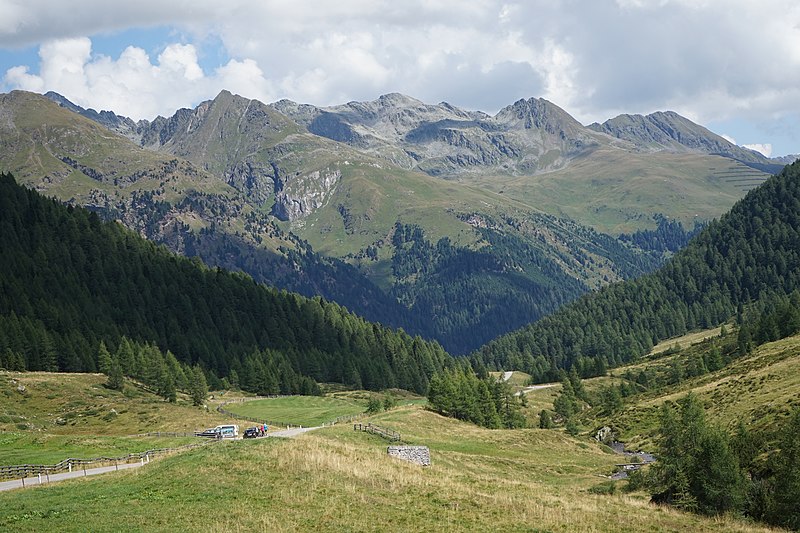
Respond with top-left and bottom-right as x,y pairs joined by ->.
459,148 -> 770,235
0,404 -> 778,532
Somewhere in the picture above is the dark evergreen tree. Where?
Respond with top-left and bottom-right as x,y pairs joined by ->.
106,358 -> 124,391
189,365 -> 208,406
97,341 -> 112,375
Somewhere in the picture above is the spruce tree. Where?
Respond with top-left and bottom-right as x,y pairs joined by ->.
97,341 -> 112,375
189,365 -> 208,406
106,359 -> 124,391
768,409 -> 800,529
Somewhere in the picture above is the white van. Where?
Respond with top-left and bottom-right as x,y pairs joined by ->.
214,424 -> 239,439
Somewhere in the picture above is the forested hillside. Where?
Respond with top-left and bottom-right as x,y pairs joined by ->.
474,161 -> 800,380
0,173 -> 449,393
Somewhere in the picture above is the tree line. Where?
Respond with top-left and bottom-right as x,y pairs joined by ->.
388,218 -> 660,355
473,161 -> 800,381
426,364 -> 526,429
0,173 -> 449,394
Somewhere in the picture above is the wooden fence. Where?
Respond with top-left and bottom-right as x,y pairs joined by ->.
0,441 -> 213,480
353,423 -> 401,442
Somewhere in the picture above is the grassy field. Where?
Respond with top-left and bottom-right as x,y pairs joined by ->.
0,372 -> 228,436
0,369 -> 792,531
0,434 -> 199,466
224,395 -> 367,426
0,372 -> 229,466
648,325 -> 726,356
0,405 -> 780,532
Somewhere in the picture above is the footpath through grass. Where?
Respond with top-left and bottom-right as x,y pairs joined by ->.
224,395 -> 366,426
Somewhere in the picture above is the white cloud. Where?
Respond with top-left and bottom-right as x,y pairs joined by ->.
0,0 -> 799,138
2,37 -> 274,119
721,134 -> 736,144
743,143 -> 772,157
4,65 -> 44,92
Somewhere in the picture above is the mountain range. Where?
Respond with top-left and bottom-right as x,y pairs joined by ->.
0,88 -> 790,353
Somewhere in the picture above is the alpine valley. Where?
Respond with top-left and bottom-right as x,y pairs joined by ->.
0,89 -> 785,354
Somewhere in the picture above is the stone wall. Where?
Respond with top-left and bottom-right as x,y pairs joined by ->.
387,445 -> 431,466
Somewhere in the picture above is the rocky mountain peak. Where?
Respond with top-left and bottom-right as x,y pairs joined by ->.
588,110 -> 778,168
495,97 -> 585,134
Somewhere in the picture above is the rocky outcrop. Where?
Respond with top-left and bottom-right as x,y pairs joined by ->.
226,160 -> 278,206
272,169 -> 341,221
387,445 -> 431,466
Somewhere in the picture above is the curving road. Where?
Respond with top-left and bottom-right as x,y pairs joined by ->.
0,426 -> 324,492
0,461 -> 146,492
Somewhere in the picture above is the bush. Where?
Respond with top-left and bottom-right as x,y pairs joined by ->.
366,398 -> 383,414
589,481 -> 617,495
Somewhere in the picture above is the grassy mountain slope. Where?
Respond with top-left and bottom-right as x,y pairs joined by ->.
475,160 -> 800,378
0,372 -> 228,437
605,332 -> 800,447
0,392 -> 777,532
456,147 -> 771,235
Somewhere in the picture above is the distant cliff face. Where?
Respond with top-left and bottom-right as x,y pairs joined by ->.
272,168 -> 342,221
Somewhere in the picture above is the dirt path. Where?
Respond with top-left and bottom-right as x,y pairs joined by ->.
0,427 -> 325,492
515,383 -> 557,396
266,426 -> 323,438
0,461 -> 146,492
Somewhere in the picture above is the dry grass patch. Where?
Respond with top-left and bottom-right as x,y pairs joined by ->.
0,409 -> 783,532
0,372 -> 227,435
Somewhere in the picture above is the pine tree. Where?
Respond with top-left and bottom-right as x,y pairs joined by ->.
161,372 -> 177,402
768,409 -> 800,529
116,337 -> 135,376
106,359 -> 124,391
97,341 -> 112,375
189,365 -> 208,406
737,324 -> 752,356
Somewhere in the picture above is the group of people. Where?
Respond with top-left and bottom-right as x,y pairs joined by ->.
244,424 -> 268,438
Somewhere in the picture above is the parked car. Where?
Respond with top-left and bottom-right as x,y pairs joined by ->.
243,427 -> 260,439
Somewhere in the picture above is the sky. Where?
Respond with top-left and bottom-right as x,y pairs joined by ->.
1,0 -> 799,157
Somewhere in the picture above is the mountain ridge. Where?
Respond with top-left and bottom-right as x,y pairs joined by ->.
43,89 -> 789,175
588,110 -> 782,171
2,89 -> 670,354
